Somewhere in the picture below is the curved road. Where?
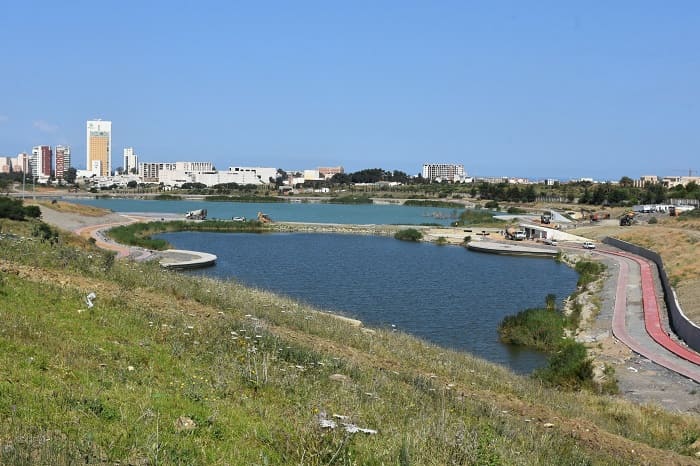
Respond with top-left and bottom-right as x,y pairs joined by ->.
591,246 -> 700,383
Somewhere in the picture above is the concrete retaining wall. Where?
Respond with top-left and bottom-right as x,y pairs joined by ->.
603,237 -> 700,352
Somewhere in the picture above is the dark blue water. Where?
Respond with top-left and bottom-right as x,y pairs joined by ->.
157,231 -> 579,373
66,198 -> 461,225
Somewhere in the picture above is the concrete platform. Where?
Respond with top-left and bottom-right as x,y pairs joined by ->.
158,249 -> 217,269
466,239 -> 559,257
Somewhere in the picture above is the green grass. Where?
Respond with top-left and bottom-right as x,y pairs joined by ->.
0,220 -> 699,464
454,209 -> 507,226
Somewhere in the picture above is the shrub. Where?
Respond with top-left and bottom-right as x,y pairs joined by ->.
484,200 -> 500,210
394,228 -> 423,242
575,260 -> 605,288
507,206 -> 526,214
534,340 -> 593,390
498,307 -> 566,352
648,217 -> 658,224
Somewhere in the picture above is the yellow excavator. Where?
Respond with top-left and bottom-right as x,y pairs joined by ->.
619,211 -> 635,226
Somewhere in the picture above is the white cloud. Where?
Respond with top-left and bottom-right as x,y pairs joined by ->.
33,119 -> 59,133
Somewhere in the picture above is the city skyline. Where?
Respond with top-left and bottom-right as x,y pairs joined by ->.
1,2 -> 699,180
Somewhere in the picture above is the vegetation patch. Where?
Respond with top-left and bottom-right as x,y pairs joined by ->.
204,195 -> 283,203
107,220 -> 272,250
0,197 -> 41,221
453,208 -> 506,227
153,194 -> 183,200
499,259 -> 613,394
394,228 -> 423,242
403,199 -> 464,208
326,195 -> 373,204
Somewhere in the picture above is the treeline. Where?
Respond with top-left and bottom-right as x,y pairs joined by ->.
330,168 -> 413,184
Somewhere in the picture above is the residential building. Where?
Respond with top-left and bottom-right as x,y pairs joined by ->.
16,153 -> 30,174
123,147 -> 138,174
633,175 -> 659,188
662,176 -> 700,189
421,163 -> 466,182
54,145 -> 70,181
31,145 -> 52,179
318,166 -> 344,177
86,120 -> 112,176
0,157 -> 12,173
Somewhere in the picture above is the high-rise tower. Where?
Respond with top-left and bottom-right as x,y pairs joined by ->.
86,120 -> 112,176
55,145 -> 71,181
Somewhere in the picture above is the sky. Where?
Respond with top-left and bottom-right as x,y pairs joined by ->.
1,1 -> 698,180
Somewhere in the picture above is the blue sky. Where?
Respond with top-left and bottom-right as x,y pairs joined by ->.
1,1 -> 698,180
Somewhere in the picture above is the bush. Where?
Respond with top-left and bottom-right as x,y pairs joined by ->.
484,200 -> 499,210
534,340 -> 593,390
498,307 -> 566,352
0,197 -> 41,221
394,228 -> 423,242
575,260 -> 605,288
648,217 -> 658,224
507,206 -> 526,214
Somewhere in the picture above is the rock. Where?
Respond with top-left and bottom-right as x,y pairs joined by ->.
543,423 -> 555,428
175,416 -> 197,432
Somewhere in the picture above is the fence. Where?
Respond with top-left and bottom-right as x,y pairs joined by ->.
603,237 -> 700,352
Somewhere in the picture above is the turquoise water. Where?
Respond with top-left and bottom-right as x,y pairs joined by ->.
66,197 -> 462,225
157,231 -> 579,374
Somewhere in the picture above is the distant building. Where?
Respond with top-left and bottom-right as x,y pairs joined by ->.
16,153 -> 30,174
318,166 -> 344,177
123,147 -> 138,174
661,175 -> 700,189
633,175 -> 659,188
86,120 -> 112,176
54,145 -> 70,180
0,157 -> 12,173
31,145 -> 52,178
421,163 -> 466,182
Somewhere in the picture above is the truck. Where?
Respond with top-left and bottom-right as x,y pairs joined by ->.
505,227 -> 526,241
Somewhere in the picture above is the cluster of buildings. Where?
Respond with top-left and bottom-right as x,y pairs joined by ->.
0,145 -> 72,183
3,118 -> 698,192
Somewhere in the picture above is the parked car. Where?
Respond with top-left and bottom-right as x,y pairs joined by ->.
543,238 -> 558,246
582,241 -> 596,249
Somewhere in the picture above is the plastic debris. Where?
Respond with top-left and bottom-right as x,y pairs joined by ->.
86,292 -> 96,309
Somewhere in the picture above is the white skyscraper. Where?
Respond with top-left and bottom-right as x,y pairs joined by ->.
86,120 -> 112,176
123,147 -> 139,174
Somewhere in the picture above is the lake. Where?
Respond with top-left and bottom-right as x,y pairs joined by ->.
156,231 -> 579,374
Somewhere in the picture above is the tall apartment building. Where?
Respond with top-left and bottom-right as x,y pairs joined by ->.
123,147 -> 138,174
31,145 -> 52,177
54,145 -> 71,180
421,163 -> 466,182
16,153 -> 30,174
86,120 -> 112,176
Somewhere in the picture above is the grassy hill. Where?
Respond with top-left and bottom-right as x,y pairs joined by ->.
0,217 -> 699,464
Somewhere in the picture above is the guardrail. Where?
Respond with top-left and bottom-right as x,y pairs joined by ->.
603,237 -> 700,353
